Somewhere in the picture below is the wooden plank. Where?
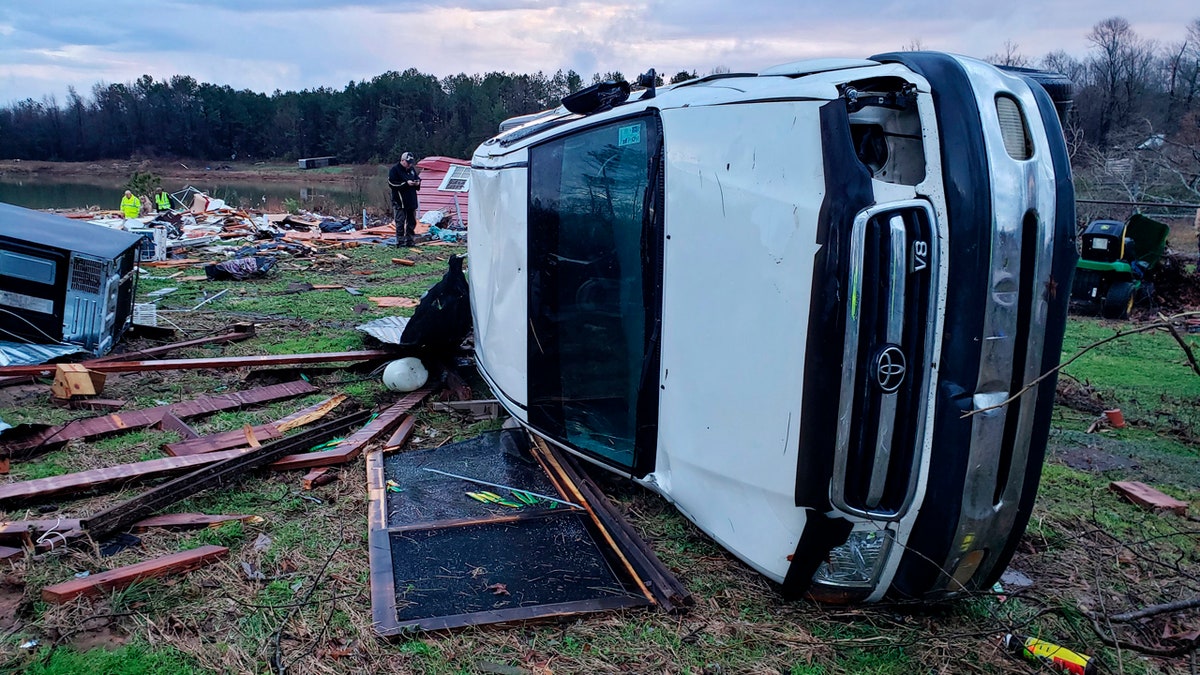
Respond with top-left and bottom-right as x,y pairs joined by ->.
82,411 -> 374,540
165,381 -> 318,418
302,468 -> 335,490
0,518 -> 83,542
275,395 -> 347,432
0,514 -> 254,545
86,324 -> 256,365
382,416 -> 417,451
1,380 -> 318,461
530,440 -> 654,605
0,350 -> 391,379
271,388 -> 431,471
76,399 -> 127,411
74,350 -> 392,374
163,394 -> 345,456
1110,481 -> 1189,515
551,443 -> 692,610
164,424 -> 282,457
380,596 -> 650,635
0,325 -> 256,379
156,413 -> 200,440
365,444 -> 399,632
368,297 -> 419,308
0,546 -> 22,561
130,513 -> 255,532
0,449 -> 252,506
41,545 -> 228,603
534,439 -> 691,612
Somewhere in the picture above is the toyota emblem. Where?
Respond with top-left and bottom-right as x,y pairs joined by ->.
874,345 -> 907,393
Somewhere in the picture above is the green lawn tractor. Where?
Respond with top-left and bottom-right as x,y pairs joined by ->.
1071,214 -> 1170,319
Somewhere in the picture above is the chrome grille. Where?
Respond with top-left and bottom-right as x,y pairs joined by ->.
832,201 -> 938,519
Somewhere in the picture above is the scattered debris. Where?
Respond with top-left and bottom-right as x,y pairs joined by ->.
163,394 -> 347,457
49,364 -> 107,400
431,399 -> 503,421
1004,633 -> 1095,675
41,545 -> 229,604
1109,481 -> 1189,515
398,255 -> 471,353
382,358 -> 429,392
356,316 -> 410,345
82,411 -> 375,541
204,256 -> 277,281
369,297 -> 419,308
270,388 -> 429,471
1103,408 -> 1126,428
302,468 -> 336,490
367,429 -> 688,635
0,349 -> 392,380
0,380 -> 318,461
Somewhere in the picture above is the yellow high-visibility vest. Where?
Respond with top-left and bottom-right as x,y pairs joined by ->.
121,194 -> 141,219
155,191 -> 170,210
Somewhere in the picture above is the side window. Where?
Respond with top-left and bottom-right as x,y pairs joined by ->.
527,115 -> 662,473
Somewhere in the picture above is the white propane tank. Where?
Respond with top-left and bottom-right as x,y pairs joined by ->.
382,357 -> 429,392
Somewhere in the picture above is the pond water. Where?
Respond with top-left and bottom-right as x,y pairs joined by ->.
0,174 -> 394,215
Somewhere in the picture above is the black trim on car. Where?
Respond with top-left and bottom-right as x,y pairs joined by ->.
782,99 -> 875,598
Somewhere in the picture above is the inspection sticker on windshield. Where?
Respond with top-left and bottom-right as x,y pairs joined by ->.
618,124 -> 641,146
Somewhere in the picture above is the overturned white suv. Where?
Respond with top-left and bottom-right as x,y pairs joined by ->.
468,51 -> 1076,602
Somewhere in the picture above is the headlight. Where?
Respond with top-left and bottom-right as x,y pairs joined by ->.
813,529 -> 892,589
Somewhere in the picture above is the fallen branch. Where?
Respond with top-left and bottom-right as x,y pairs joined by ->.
1159,314 -> 1200,376
1089,615 -> 1200,658
1109,596 -> 1200,623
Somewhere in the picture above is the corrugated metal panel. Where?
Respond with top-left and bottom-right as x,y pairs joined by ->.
415,157 -> 470,228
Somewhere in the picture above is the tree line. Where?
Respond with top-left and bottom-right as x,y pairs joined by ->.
0,68 -> 695,165
0,15 -> 1197,205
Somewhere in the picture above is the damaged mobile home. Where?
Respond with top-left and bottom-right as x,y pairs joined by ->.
468,52 -> 1077,601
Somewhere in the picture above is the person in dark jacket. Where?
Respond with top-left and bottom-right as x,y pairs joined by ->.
388,152 -> 421,247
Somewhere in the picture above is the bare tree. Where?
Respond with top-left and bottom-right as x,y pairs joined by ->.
1086,16 -> 1157,144
1163,19 -> 1200,122
986,40 -> 1031,68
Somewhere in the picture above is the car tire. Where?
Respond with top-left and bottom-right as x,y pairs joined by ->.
1101,281 -> 1135,320
997,66 -> 1074,103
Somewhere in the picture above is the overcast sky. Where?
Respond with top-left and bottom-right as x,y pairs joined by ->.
1,1 -> 1196,106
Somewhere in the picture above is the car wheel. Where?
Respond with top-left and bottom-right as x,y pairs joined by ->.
1101,281 -> 1135,319
997,66 -> 1074,102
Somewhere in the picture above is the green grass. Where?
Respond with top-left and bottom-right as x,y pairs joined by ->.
1059,317 -> 1200,438
19,641 -> 210,675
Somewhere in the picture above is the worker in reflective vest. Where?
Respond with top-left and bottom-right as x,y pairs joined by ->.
155,189 -> 170,212
121,190 -> 141,219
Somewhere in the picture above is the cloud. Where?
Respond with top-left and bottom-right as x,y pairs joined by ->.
2,0 -> 1197,104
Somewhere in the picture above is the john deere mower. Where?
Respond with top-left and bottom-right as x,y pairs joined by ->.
1071,214 -> 1170,319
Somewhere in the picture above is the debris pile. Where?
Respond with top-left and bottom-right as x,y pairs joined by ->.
69,187 -> 463,267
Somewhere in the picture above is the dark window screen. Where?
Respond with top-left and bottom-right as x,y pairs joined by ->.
527,115 -> 661,472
